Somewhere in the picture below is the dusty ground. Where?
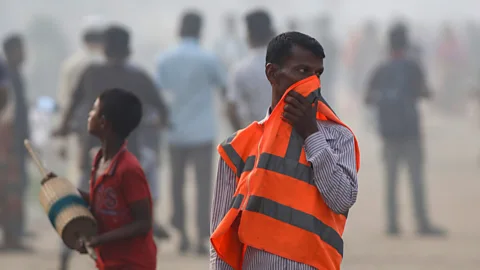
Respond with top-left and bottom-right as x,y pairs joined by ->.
1,98 -> 479,270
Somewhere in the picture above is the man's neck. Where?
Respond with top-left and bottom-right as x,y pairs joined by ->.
181,36 -> 199,43
107,58 -> 126,66
6,60 -> 20,70
85,45 -> 100,54
391,49 -> 406,59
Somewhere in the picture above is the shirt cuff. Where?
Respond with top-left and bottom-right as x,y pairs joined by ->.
304,127 -> 329,161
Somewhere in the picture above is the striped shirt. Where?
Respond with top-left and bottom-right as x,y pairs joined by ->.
210,120 -> 359,270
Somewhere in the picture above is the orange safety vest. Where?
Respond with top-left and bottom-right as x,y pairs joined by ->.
211,75 -> 360,270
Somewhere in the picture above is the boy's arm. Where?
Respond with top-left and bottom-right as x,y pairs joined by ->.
89,168 -> 152,247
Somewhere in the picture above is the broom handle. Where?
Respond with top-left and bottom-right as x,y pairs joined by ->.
24,139 -> 49,178
79,236 -> 98,261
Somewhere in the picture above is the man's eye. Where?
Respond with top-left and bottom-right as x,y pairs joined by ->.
299,68 -> 306,73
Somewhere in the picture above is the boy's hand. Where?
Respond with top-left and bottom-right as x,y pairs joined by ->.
75,238 -> 88,254
87,236 -> 101,248
41,172 -> 57,184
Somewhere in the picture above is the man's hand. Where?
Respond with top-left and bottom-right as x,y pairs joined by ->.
52,124 -> 70,137
282,91 -> 318,140
58,145 -> 68,159
41,172 -> 57,184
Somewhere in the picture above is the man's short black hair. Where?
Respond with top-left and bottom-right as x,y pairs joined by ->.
3,34 -> 23,55
99,88 -> 142,139
104,25 -> 130,59
180,11 -> 202,38
245,9 -> 274,45
266,31 -> 325,66
389,23 -> 409,51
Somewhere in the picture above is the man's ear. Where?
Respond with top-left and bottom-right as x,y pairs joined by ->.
265,63 -> 277,85
100,115 -> 107,129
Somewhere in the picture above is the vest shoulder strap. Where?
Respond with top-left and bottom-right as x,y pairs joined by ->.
217,123 -> 260,178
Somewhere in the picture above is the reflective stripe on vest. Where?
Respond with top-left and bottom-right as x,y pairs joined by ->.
229,194 -> 344,256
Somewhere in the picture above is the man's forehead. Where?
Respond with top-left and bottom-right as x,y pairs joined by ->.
287,45 -> 324,64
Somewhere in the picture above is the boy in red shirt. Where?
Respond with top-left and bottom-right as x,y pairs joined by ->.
63,88 -> 156,269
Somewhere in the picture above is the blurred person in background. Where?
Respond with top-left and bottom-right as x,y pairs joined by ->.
56,15 -> 105,177
27,15 -> 69,99
0,34 -> 31,251
434,24 -> 468,115
53,16 -> 105,270
214,13 -> 248,72
286,17 -> 299,32
226,9 -> 275,130
314,14 -> 338,110
54,25 -> 169,270
156,11 -> 227,255
365,23 -> 446,237
465,22 -> 480,81
57,15 -> 105,113
0,59 -> 6,111
351,21 -> 383,96
137,100 -> 170,242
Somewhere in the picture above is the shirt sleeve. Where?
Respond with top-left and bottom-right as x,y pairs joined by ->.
210,158 -> 236,270
410,61 -> 428,98
137,72 -> 168,117
0,60 -> 9,88
365,65 -> 382,104
226,68 -> 244,103
304,122 -> 359,214
155,55 -> 165,89
61,66 -> 89,125
56,63 -> 70,110
121,167 -> 151,205
208,55 -> 228,89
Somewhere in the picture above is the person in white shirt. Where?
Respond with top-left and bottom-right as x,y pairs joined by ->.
214,14 -> 248,72
57,16 -> 105,111
226,10 -> 275,130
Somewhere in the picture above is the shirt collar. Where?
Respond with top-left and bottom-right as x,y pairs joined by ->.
181,37 -> 200,45
93,141 -> 128,176
258,107 -> 272,124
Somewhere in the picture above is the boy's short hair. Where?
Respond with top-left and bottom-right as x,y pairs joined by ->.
99,88 -> 142,139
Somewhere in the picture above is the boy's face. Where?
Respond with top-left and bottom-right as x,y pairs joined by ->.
88,98 -> 106,137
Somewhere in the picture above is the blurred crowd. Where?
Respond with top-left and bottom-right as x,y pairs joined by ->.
1,6 -> 480,270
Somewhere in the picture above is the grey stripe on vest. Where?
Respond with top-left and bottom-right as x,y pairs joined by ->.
230,194 -> 245,209
222,144 -> 245,178
285,129 -> 304,161
307,88 -> 337,117
244,156 -> 256,173
221,133 -> 257,177
221,132 -> 244,178
245,195 -> 344,257
256,153 -> 313,185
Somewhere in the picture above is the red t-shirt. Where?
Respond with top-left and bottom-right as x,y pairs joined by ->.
89,146 -> 157,270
